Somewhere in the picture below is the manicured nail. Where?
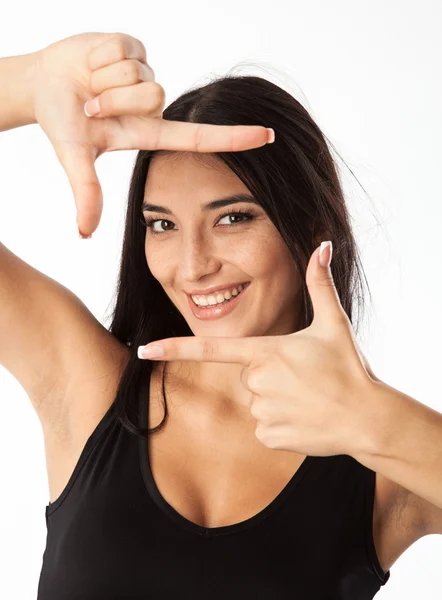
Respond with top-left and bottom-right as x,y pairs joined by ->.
319,241 -> 332,268
78,228 -> 92,239
138,345 -> 165,359
266,128 -> 275,143
84,97 -> 101,117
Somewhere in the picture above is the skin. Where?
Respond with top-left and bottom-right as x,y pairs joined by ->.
143,151 -> 303,418
140,154 -> 442,561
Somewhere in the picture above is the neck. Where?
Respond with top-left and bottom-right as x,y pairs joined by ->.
156,359 -> 253,419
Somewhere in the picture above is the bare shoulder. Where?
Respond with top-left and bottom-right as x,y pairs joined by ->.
373,471 -> 430,573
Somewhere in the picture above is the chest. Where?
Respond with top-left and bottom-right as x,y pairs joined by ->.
46,359 -> 400,577
147,381 -> 309,529
147,373 -> 415,577
148,412 -> 305,527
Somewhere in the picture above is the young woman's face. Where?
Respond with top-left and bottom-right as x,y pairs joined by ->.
143,152 -> 302,338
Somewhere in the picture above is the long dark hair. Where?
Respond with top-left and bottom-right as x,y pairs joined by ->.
105,74 -> 372,438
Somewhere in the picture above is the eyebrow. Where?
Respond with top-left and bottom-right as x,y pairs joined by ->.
141,193 -> 260,215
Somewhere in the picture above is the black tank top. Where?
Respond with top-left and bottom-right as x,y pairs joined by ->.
37,373 -> 391,599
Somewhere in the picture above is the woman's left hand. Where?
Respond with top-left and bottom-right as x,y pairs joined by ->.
138,242 -> 381,458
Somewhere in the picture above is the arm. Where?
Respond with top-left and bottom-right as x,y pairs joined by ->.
0,53 -> 37,131
353,380 -> 442,534
0,46 -> 127,427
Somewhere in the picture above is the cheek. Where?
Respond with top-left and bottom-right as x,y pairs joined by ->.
246,238 -> 287,275
145,246 -> 173,281
257,240 -> 301,289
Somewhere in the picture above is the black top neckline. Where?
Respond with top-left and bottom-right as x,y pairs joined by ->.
138,372 -> 315,538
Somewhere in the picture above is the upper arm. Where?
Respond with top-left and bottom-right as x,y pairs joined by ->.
0,242 -> 128,426
411,492 -> 442,536
379,473 -> 442,552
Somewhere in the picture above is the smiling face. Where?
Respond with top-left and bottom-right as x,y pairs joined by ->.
142,151 -> 303,339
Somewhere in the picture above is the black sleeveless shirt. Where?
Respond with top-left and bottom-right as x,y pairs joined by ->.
37,374 -> 391,599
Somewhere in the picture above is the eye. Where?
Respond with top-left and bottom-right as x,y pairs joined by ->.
216,209 -> 255,227
140,208 -> 256,236
140,216 -> 176,234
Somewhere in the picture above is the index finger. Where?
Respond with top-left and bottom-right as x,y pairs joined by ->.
153,120 -> 274,153
138,336 -> 271,364
111,117 -> 274,153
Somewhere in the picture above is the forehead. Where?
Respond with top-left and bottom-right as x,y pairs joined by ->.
144,152 -> 248,199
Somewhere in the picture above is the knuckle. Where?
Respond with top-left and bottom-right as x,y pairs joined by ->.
149,82 -> 166,110
135,39 -> 148,62
112,36 -> 129,63
247,368 -> 264,391
111,33 -> 148,66
194,123 -> 203,152
250,400 -> 269,420
139,62 -> 152,81
250,402 -> 261,419
254,424 -> 268,444
122,59 -> 141,82
146,62 -> 156,80
247,367 -> 266,393
262,339 -> 277,358
230,126 -> 236,153
201,340 -> 217,362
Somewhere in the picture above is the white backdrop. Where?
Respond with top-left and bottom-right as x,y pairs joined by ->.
1,0 -> 441,598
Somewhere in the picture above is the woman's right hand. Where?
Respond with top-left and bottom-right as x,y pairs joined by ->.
31,32 -> 272,238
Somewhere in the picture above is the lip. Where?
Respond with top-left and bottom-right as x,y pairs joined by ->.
185,281 -> 250,297
186,282 -> 251,321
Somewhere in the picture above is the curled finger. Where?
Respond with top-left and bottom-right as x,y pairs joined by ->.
89,59 -> 154,96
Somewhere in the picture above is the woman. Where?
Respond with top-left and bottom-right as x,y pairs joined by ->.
1,31 -> 441,599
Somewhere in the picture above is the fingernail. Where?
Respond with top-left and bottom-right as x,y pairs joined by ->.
84,97 -> 101,117
137,345 -> 165,359
319,241 -> 332,268
78,228 -> 92,239
266,128 -> 275,143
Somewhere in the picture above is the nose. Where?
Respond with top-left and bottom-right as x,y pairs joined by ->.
179,232 -> 221,283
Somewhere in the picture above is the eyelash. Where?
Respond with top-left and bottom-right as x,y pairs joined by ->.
140,208 -> 256,236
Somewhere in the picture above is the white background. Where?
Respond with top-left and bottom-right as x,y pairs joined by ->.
1,0 -> 441,598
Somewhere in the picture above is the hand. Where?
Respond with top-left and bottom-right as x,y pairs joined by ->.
138,242 -> 381,458
31,32 -> 271,237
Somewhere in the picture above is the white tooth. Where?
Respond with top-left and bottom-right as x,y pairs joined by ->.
191,283 -> 248,306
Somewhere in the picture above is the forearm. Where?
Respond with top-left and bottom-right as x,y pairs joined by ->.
353,380 -> 442,510
0,53 -> 37,132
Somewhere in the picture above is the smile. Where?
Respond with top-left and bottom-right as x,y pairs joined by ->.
186,282 -> 251,321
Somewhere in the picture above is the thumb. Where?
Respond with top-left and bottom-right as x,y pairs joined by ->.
54,141 -> 103,238
306,241 -> 345,328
